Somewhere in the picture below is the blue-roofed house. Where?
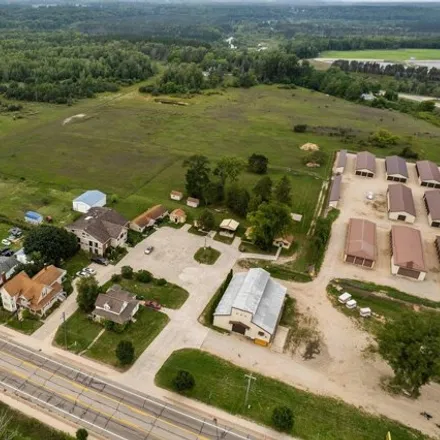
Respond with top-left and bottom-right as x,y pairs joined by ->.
213,268 -> 286,346
72,190 -> 106,213
24,211 -> 43,225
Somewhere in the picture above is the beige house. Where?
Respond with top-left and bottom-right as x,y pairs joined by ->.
66,207 -> 128,256
344,218 -> 376,269
170,208 -> 187,224
186,197 -> 200,208
130,205 -> 168,233
390,225 -> 427,280
273,235 -> 294,249
335,150 -> 347,175
213,268 -> 286,346
170,190 -> 183,201
355,151 -> 376,178
423,190 -> 440,228
385,156 -> 408,183
387,184 -> 416,224
328,174 -> 342,208
1,265 -> 66,316
92,285 -> 140,325
416,160 -> 440,188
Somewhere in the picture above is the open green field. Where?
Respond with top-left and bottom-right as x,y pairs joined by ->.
320,49 -> 440,61
156,349 -> 429,440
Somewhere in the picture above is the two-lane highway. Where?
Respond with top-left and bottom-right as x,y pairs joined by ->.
0,340 -> 262,440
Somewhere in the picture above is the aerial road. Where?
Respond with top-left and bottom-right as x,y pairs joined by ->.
0,340 -> 262,440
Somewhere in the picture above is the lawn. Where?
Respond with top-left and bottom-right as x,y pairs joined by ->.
156,349 -> 428,440
87,307 -> 169,368
6,316 -> 43,335
61,250 -> 91,276
54,310 -> 103,353
116,278 -> 188,309
194,246 -> 221,265
320,49 -> 440,61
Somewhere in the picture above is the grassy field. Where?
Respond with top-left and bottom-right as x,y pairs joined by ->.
156,349 -> 428,440
6,315 -> 43,334
320,49 -> 440,61
194,246 -> 221,265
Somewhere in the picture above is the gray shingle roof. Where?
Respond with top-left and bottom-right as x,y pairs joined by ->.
214,268 -> 286,335
0,256 -> 18,274
329,174 -> 342,203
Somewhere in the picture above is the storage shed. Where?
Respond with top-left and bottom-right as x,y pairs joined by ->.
72,190 -> 106,213
344,218 -> 377,269
385,156 -> 408,182
387,184 -> 416,224
416,160 -> 440,188
423,190 -> 440,228
355,152 -> 376,178
335,150 -> 347,174
329,174 -> 342,208
390,225 -> 427,280
24,211 -> 43,225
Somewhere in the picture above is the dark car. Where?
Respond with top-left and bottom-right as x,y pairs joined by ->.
91,256 -> 109,266
0,247 -> 11,256
1,250 -> 14,257
144,300 -> 161,311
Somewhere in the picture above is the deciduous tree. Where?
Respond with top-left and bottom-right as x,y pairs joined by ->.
183,155 -> 211,200
116,340 -> 135,365
274,176 -> 292,205
198,209 -> 215,231
214,157 -> 244,186
248,154 -> 268,174
226,185 -> 250,217
76,276 -> 100,313
253,176 -> 273,202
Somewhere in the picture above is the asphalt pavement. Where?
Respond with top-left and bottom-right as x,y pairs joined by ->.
0,340 -> 261,440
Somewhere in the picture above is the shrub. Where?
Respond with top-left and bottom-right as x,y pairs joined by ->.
272,406 -> 294,432
103,320 -> 115,331
76,428 -> 88,440
173,370 -> 195,392
302,150 -> 328,166
156,278 -> 167,286
62,276 -> 73,295
135,270 -> 153,283
116,340 -> 135,365
399,146 -> 419,160
111,274 -> 122,283
121,266 -> 134,279
293,124 -> 307,133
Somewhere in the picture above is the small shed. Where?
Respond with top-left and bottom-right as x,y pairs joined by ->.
187,197 -> 200,208
360,307 -> 372,318
355,151 -> 376,178
416,160 -> 440,188
170,190 -> 183,201
24,211 -> 43,225
273,235 -> 294,249
335,150 -> 347,175
73,190 -> 106,213
346,299 -> 357,309
385,156 -> 408,183
329,174 -> 342,208
170,208 -> 186,224
387,184 -> 416,224
338,292 -> 352,304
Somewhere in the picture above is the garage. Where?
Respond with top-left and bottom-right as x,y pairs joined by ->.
230,321 -> 248,335
397,267 -> 420,279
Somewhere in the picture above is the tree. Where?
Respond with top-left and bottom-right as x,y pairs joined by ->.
369,129 -> 399,148
274,176 -> 292,205
116,340 -> 135,365
173,370 -> 195,392
293,124 -> 307,133
121,265 -> 134,279
226,185 -> 250,217
203,181 -> 224,205
76,428 -> 89,440
248,154 -> 268,174
247,202 -> 293,250
135,270 -> 152,283
198,209 -> 215,231
214,157 -> 244,186
76,276 -> 100,313
183,155 -> 210,200
253,176 -> 273,202
378,312 -> 440,397
23,225 -> 78,265
248,195 -> 263,213
272,406 -> 294,432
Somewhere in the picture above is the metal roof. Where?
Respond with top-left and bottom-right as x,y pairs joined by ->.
391,225 -> 426,272
345,218 -> 376,260
424,190 -> 440,221
416,160 -> 440,183
74,190 -> 106,206
387,184 -> 416,216
214,268 -> 286,335
356,151 -> 376,173
329,174 -> 342,202
336,150 -> 347,169
385,156 -> 408,178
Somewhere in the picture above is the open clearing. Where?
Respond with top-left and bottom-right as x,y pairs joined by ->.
320,48 -> 440,61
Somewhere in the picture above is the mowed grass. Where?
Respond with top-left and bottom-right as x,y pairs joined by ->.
156,349 -> 429,440
320,49 -> 440,61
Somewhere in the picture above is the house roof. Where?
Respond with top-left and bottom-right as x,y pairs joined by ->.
424,190 -> 440,221
345,218 -> 376,261
416,160 -> 440,183
274,235 -> 294,244
171,190 -> 183,197
387,184 -> 416,216
336,150 -> 347,169
220,219 -> 239,231
356,151 -> 376,173
132,205 -> 168,228
93,285 -> 138,324
73,190 -> 106,206
391,225 -> 426,272
0,256 -> 18,274
187,197 -> 199,204
385,156 -> 408,178
329,174 -> 342,202
68,207 -> 128,244
170,208 -> 186,218
214,268 -> 286,335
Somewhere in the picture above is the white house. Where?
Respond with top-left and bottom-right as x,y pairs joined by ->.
73,190 -> 107,213
213,268 -> 286,346
170,190 -> 183,201
187,197 -> 200,208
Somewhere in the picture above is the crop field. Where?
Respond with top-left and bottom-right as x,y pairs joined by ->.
0,85 -> 439,233
320,48 -> 440,61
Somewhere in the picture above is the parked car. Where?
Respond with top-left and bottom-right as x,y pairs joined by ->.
144,300 -> 161,310
76,270 -> 90,278
1,250 -> 14,257
144,246 -> 154,255
91,257 -> 109,266
1,239 -> 11,246
84,267 -> 96,275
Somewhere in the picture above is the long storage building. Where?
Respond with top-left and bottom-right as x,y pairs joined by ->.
344,218 -> 377,269
387,184 -> 416,224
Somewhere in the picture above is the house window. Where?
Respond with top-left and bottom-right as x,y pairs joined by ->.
89,240 -> 93,246
94,242 -> 98,247
258,331 -> 265,337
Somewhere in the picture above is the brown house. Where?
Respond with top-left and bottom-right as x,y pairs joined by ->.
130,205 -> 169,233
385,156 -> 408,182
416,160 -> 440,188
423,190 -> 440,227
344,218 -> 377,268
387,184 -> 416,224
355,152 -> 376,178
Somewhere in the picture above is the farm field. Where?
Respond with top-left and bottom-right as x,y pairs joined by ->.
320,48 -> 440,61
1,85 -> 440,235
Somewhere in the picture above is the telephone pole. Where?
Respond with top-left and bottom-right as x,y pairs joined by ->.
244,373 -> 256,408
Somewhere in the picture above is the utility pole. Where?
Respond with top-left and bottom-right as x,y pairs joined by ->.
244,373 -> 256,408
62,312 -> 67,350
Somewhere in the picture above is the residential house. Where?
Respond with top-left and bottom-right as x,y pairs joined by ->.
92,285 -> 140,325
335,150 -> 347,175
170,208 -> 187,224
0,265 -> 66,316
273,235 -> 294,249
423,190 -> 440,227
416,160 -> 440,188
344,218 -> 376,269
329,174 -> 342,208
390,225 -> 426,280
387,184 -> 416,224
72,190 -> 106,213
66,207 -> 129,256
170,190 -> 183,201
130,205 -> 169,233
385,156 -> 408,183
24,211 -> 43,225
186,197 -> 200,208
0,256 -> 18,287
213,268 -> 286,346
355,151 -> 376,178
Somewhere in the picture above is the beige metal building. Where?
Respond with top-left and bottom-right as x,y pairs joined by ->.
355,151 -> 376,178
335,150 -> 347,174
328,174 -> 342,208
344,218 -> 377,268
385,156 -> 408,183
423,190 -> 440,228
416,160 -> 440,188
387,184 -> 416,224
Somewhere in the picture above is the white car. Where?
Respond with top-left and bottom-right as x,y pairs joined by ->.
1,239 -> 11,246
76,270 -> 90,278
144,246 -> 154,255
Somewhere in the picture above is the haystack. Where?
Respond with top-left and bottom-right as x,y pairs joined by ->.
300,142 -> 319,151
